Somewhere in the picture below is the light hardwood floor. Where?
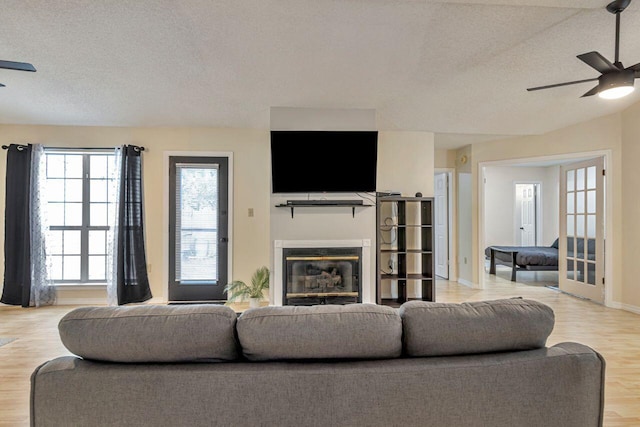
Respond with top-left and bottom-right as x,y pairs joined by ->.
1,275 -> 639,426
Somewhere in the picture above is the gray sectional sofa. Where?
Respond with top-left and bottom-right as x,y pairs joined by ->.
31,299 -> 605,427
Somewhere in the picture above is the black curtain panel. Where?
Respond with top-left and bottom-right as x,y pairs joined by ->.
1,144 -> 32,307
115,145 -> 152,305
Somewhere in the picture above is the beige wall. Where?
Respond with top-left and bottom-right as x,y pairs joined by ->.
469,113 -> 623,305
379,131 -> 435,298
458,172 -> 473,284
484,165 -> 559,247
543,166 -> 561,247
0,124 -> 271,303
455,145 -> 473,284
621,101 -> 640,309
434,149 -> 456,169
377,131 -> 434,197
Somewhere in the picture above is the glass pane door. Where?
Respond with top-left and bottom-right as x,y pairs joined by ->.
169,156 -> 229,302
560,157 -> 604,303
175,164 -> 219,284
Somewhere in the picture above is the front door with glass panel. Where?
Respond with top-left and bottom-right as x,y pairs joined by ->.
169,156 -> 229,301
559,157 -> 604,303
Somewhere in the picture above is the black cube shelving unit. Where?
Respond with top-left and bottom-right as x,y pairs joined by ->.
376,196 -> 434,305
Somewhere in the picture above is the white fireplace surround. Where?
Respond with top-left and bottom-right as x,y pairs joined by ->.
272,239 -> 372,306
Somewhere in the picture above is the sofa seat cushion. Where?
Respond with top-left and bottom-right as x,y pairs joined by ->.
237,304 -> 402,361
399,298 -> 554,357
58,304 -> 239,363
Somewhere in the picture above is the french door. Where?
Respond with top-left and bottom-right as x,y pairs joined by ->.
168,156 -> 229,302
559,157 -> 604,303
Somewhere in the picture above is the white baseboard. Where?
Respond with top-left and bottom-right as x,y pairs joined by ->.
609,301 -> 640,315
616,302 -> 640,314
457,278 -> 475,288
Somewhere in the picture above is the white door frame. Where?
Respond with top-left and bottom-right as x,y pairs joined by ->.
513,181 -> 542,246
477,150 -> 613,307
435,168 -> 456,281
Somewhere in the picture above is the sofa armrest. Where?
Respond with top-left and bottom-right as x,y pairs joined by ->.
549,342 -> 605,427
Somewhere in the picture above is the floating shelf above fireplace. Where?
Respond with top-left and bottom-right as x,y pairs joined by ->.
276,200 -> 373,218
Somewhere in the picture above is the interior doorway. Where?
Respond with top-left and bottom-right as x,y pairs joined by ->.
514,183 -> 540,246
478,151 -> 612,306
434,170 -> 453,279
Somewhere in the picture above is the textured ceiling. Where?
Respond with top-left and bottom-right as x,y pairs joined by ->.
1,0 -> 639,148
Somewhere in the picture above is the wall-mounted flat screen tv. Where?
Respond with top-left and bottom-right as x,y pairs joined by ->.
270,130 -> 378,193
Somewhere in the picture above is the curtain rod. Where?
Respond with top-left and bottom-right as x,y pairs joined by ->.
1,144 -> 28,151
2,145 -> 146,152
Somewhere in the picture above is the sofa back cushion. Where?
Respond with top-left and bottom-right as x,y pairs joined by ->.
399,298 -> 554,357
237,304 -> 402,361
59,304 -> 239,363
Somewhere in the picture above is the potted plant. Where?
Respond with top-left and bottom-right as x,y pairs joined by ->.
224,266 -> 270,308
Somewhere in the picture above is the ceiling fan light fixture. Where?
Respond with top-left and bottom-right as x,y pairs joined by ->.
597,70 -> 635,99
598,85 -> 634,99
527,0 -> 639,98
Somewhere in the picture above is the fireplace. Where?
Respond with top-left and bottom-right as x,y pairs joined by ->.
283,247 -> 361,305
273,239 -> 371,306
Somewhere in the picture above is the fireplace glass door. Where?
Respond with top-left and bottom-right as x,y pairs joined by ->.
284,248 -> 361,305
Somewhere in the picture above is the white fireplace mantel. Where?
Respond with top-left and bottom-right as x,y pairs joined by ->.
272,239 -> 372,306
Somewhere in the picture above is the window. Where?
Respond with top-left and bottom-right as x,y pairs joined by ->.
45,151 -> 115,283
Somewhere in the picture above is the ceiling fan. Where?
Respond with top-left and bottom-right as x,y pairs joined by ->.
0,60 -> 37,88
527,0 -> 640,99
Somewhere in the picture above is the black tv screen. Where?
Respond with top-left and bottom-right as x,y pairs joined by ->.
270,130 -> 378,193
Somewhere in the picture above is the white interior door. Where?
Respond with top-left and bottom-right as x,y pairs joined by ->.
434,173 -> 449,279
559,157 -> 604,304
515,183 -> 536,246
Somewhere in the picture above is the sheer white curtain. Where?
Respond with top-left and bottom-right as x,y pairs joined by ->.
107,146 -> 123,306
29,144 -> 56,307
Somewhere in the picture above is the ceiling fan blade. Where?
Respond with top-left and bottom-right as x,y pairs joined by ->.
581,85 -> 600,97
626,61 -> 640,73
607,0 -> 631,14
0,60 -> 36,72
527,77 -> 599,92
0,83 -> 5,88
577,51 -> 618,73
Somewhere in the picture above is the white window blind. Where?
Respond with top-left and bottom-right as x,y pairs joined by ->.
175,163 -> 219,283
